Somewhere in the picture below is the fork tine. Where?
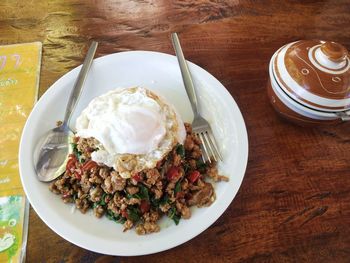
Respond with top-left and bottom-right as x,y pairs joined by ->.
197,132 -> 211,163
198,137 -> 206,164
197,133 -> 207,162
203,132 -> 217,162
201,154 -> 206,164
207,130 -> 223,161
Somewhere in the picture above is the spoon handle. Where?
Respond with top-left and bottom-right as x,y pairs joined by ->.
63,41 -> 98,125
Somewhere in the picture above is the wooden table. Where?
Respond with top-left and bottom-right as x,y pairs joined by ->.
2,0 -> 350,262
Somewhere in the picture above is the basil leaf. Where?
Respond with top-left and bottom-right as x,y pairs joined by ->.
176,144 -> 185,158
139,184 -> 149,200
106,210 -> 114,220
71,143 -> 79,156
167,206 -> 176,219
150,195 -> 160,207
167,206 -> 181,225
78,155 -> 85,163
196,159 -> 207,172
94,193 -> 108,207
183,163 -> 191,173
172,214 -> 181,225
159,194 -> 169,206
126,192 -> 141,200
134,193 -> 141,199
71,142 -> 77,151
100,193 -> 107,206
71,143 -> 84,163
174,180 -> 181,194
106,209 -> 125,224
127,207 -> 140,223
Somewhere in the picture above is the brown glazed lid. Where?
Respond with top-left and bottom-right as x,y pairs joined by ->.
272,40 -> 350,112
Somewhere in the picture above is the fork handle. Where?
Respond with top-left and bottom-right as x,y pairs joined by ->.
171,33 -> 199,117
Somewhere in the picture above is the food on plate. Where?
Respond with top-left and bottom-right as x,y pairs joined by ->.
49,87 -> 228,234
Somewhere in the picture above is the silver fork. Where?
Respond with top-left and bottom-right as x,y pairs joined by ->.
171,32 -> 223,163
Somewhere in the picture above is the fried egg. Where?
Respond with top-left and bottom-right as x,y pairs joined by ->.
76,87 -> 186,178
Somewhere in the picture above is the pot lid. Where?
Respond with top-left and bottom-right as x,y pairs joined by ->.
272,40 -> 350,112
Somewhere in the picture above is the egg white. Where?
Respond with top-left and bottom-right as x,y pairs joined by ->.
76,87 -> 185,178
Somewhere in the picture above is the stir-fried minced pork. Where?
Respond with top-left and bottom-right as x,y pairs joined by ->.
49,123 -> 228,234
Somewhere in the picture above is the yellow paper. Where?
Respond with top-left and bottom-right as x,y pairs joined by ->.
0,42 -> 41,263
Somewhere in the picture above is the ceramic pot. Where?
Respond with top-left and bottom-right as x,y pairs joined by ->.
267,40 -> 350,125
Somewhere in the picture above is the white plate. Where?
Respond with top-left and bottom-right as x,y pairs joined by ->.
19,51 -> 248,256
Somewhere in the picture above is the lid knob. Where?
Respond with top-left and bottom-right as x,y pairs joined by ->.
320,41 -> 348,62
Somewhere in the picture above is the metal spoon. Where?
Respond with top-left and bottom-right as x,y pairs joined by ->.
35,41 -> 98,182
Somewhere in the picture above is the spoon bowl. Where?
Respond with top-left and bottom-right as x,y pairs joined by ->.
35,123 -> 73,182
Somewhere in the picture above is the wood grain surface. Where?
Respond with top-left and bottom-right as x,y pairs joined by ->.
1,0 -> 350,262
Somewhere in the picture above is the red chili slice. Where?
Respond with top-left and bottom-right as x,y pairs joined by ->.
156,160 -> 163,169
132,173 -> 141,182
74,169 -> 82,180
140,200 -> 150,214
82,160 -> 97,171
66,155 -> 77,173
121,209 -> 128,218
167,166 -> 180,181
188,170 -> 201,183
